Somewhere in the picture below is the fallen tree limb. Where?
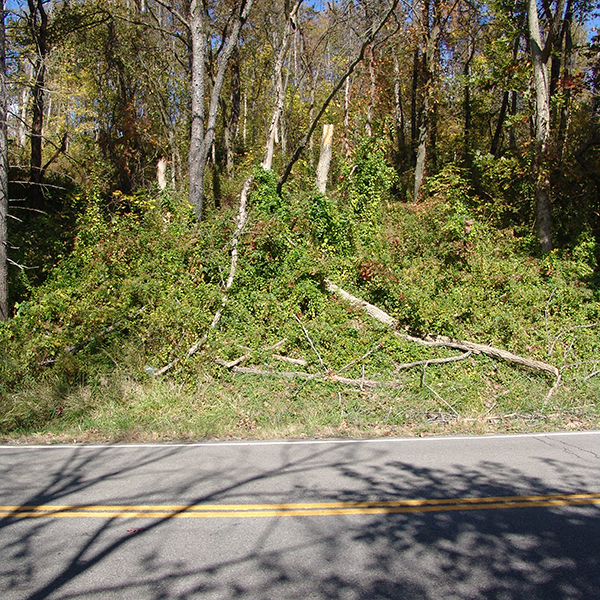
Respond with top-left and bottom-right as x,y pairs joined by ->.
215,354 -> 250,369
229,365 -> 400,388
273,354 -> 308,366
324,278 -> 560,378
393,351 -> 472,372
231,366 -> 316,380
155,175 -> 253,376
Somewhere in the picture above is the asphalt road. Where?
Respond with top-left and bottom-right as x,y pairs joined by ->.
1,431 -> 600,599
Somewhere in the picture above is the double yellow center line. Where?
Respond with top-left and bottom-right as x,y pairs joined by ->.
1,492 -> 599,520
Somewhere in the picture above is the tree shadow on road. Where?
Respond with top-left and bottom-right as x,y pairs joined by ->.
0,440 -> 599,599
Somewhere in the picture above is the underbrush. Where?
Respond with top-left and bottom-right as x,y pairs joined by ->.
1,162 -> 599,441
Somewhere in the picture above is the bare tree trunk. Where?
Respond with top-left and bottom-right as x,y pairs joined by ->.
463,36 -> 473,165
393,55 -> 407,164
343,73 -> 351,158
315,124 -> 333,194
410,47 -> 420,166
491,35 -> 521,157
556,3 -> 573,162
491,91 -> 509,157
0,0 -> 8,321
17,63 -> 31,149
188,0 -> 206,221
225,47 -> 241,176
262,1 -> 301,171
413,7 -> 440,200
366,45 -> 375,137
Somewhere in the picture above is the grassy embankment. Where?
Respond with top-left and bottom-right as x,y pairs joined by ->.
1,163 -> 599,443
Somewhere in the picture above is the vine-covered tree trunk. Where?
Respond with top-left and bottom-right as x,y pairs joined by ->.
0,0 -> 8,321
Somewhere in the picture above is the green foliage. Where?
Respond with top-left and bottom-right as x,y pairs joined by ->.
251,167 -> 282,214
307,193 -> 353,254
2,161 -> 599,440
342,136 -> 398,218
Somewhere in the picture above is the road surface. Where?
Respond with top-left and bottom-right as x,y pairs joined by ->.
1,431 -> 599,599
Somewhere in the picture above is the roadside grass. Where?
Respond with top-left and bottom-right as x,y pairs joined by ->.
2,322 -> 598,444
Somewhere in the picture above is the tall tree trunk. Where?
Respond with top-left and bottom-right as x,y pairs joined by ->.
188,0 -> 206,221
262,1 -> 301,171
556,2 -> 573,162
413,0 -> 440,200
188,0 -> 253,221
508,90 -> 518,151
410,46 -> 420,167
343,73 -> 351,157
463,37 -> 473,165
0,0 -> 8,321
393,55 -> 407,164
224,48 -> 241,176
366,45 -> 376,137
17,63 -> 32,149
28,0 -> 48,197
528,0 -> 555,251
491,91 -> 509,157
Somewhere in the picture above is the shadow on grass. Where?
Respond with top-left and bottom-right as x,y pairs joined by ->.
0,438 -> 599,599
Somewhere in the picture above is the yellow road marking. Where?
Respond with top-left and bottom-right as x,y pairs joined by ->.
1,493 -> 599,520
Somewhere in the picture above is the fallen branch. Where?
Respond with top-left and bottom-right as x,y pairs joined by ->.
393,351 -> 471,372
273,354 -> 308,366
324,279 -> 559,378
155,175 -> 253,376
229,365 -> 401,388
422,363 -> 460,416
294,314 -> 326,371
215,354 -> 250,369
231,366 -> 316,380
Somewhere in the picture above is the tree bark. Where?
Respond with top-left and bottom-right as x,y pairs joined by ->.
188,0 -> 206,221
413,0 -> 440,200
393,55 -> 407,164
315,124 -> 334,194
28,0 -> 48,197
188,0 -> 253,221
0,0 -> 8,321
528,0 -> 564,251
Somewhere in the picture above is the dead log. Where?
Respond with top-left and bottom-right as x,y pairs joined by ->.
229,365 -> 400,388
324,278 -> 560,378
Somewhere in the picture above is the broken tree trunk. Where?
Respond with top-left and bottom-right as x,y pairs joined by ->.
324,279 -> 559,378
315,124 -> 334,194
